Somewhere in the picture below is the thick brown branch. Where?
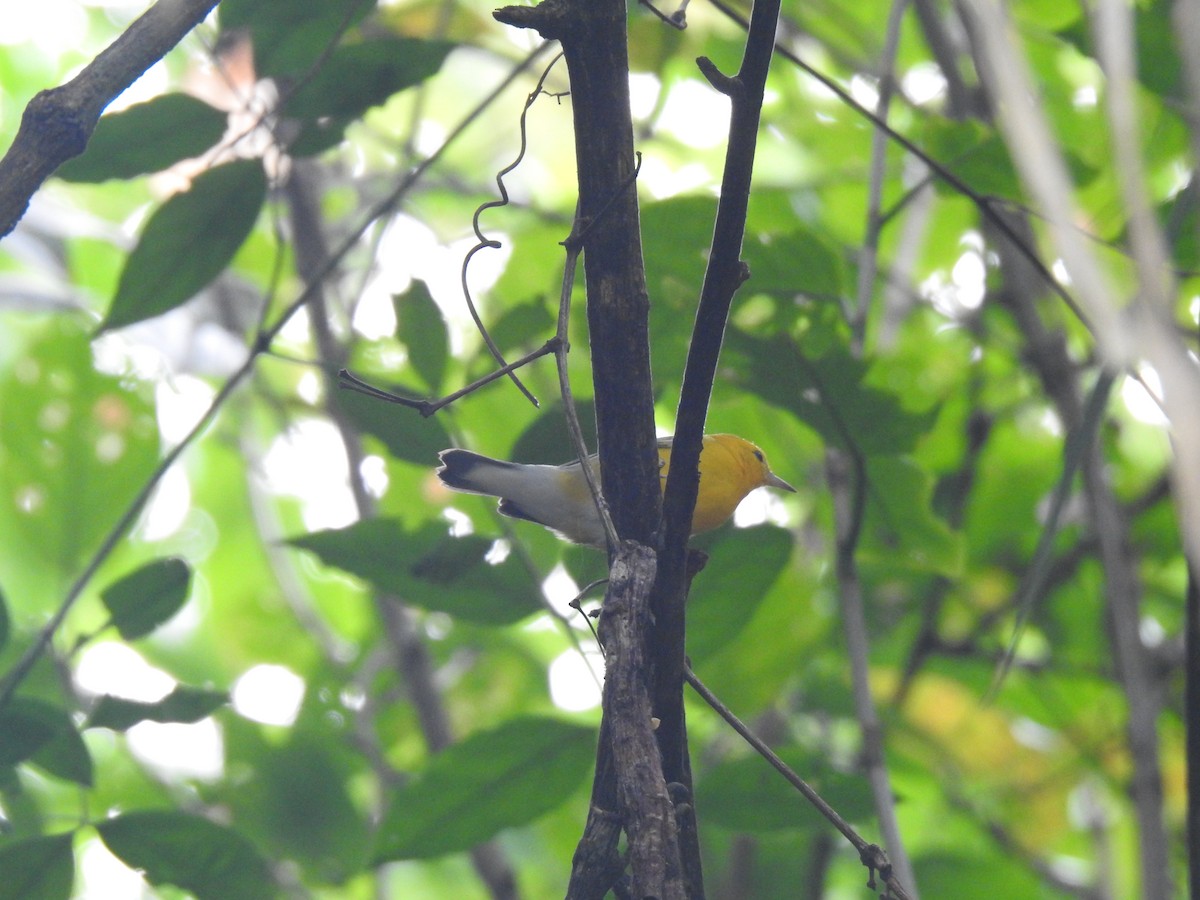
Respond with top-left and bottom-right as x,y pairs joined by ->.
597,543 -> 685,900
496,1 -> 670,892
500,0 -> 659,548
0,0 -> 220,238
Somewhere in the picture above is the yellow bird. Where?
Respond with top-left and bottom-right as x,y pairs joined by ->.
436,433 -> 795,546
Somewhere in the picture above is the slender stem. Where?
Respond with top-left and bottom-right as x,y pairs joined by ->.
337,337 -> 560,416
459,51 -> 566,407
655,0 -> 782,794
684,667 -> 913,900
852,0 -> 910,344
553,236 -> 619,551
825,448 -> 919,897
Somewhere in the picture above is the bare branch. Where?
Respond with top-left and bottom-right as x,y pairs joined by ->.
460,51 -> 566,408
652,0 -> 781,855
684,667 -> 913,900
0,0 -> 220,238
826,447 -> 919,897
286,159 -> 520,900
852,0 -> 909,344
597,544 -> 684,900
337,337 -> 561,416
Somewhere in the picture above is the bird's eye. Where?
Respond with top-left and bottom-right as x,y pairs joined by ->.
753,450 -> 764,462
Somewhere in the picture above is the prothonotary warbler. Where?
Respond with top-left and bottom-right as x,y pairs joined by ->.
436,433 -> 795,546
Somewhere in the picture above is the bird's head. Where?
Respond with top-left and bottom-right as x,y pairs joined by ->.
709,434 -> 796,497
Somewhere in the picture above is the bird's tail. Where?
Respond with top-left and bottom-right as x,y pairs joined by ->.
435,449 -> 520,496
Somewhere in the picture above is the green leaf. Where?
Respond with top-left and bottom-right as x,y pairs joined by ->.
0,698 -> 59,768
725,330 -> 936,456
374,716 -> 595,861
276,37 -> 455,154
509,400 -> 598,466
696,747 -> 872,833
100,160 -> 267,332
0,832 -> 75,900
642,195 -> 718,291
219,726 -> 370,882
100,557 -> 192,640
916,851 -> 1045,898
335,387 -> 453,465
0,698 -> 93,786
687,526 -> 793,661
289,520 -> 543,625
394,281 -> 448,393
742,228 -> 845,301
219,0 -> 376,78
0,584 -> 8,654
97,811 -> 273,900
56,94 -> 227,183
0,320 -> 160,577
488,298 -> 557,355
287,117 -> 355,158
920,120 -> 1022,201
283,38 -> 455,120
865,456 -> 965,577
88,685 -> 228,731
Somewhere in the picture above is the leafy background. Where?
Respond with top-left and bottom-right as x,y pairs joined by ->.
0,0 -> 1192,897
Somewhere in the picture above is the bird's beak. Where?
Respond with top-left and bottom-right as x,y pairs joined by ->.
765,471 -> 797,493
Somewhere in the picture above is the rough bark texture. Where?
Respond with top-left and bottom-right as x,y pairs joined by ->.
495,1 -> 678,895
0,0 -> 220,238
497,0 -> 661,547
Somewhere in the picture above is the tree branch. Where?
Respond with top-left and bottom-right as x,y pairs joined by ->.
596,543 -> 684,900
0,0 -> 220,238
684,667 -> 913,900
497,0 -> 660,548
651,0 -> 780,867
495,1 -> 672,894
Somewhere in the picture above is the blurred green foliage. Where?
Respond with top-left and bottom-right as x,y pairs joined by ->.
0,0 -> 1191,897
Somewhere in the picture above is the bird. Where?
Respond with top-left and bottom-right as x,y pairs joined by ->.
435,433 -> 795,546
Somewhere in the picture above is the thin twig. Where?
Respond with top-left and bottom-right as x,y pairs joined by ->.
852,0 -> 910,345
987,372 -> 1116,697
551,155 -> 648,555
551,231 -> 620,552
825,446 -> 918,898
638,0 -> 690,30
287,157 -> 519,900
459,51 -> 566,407
684,666 -> 913,900
337,337 -> 560,416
